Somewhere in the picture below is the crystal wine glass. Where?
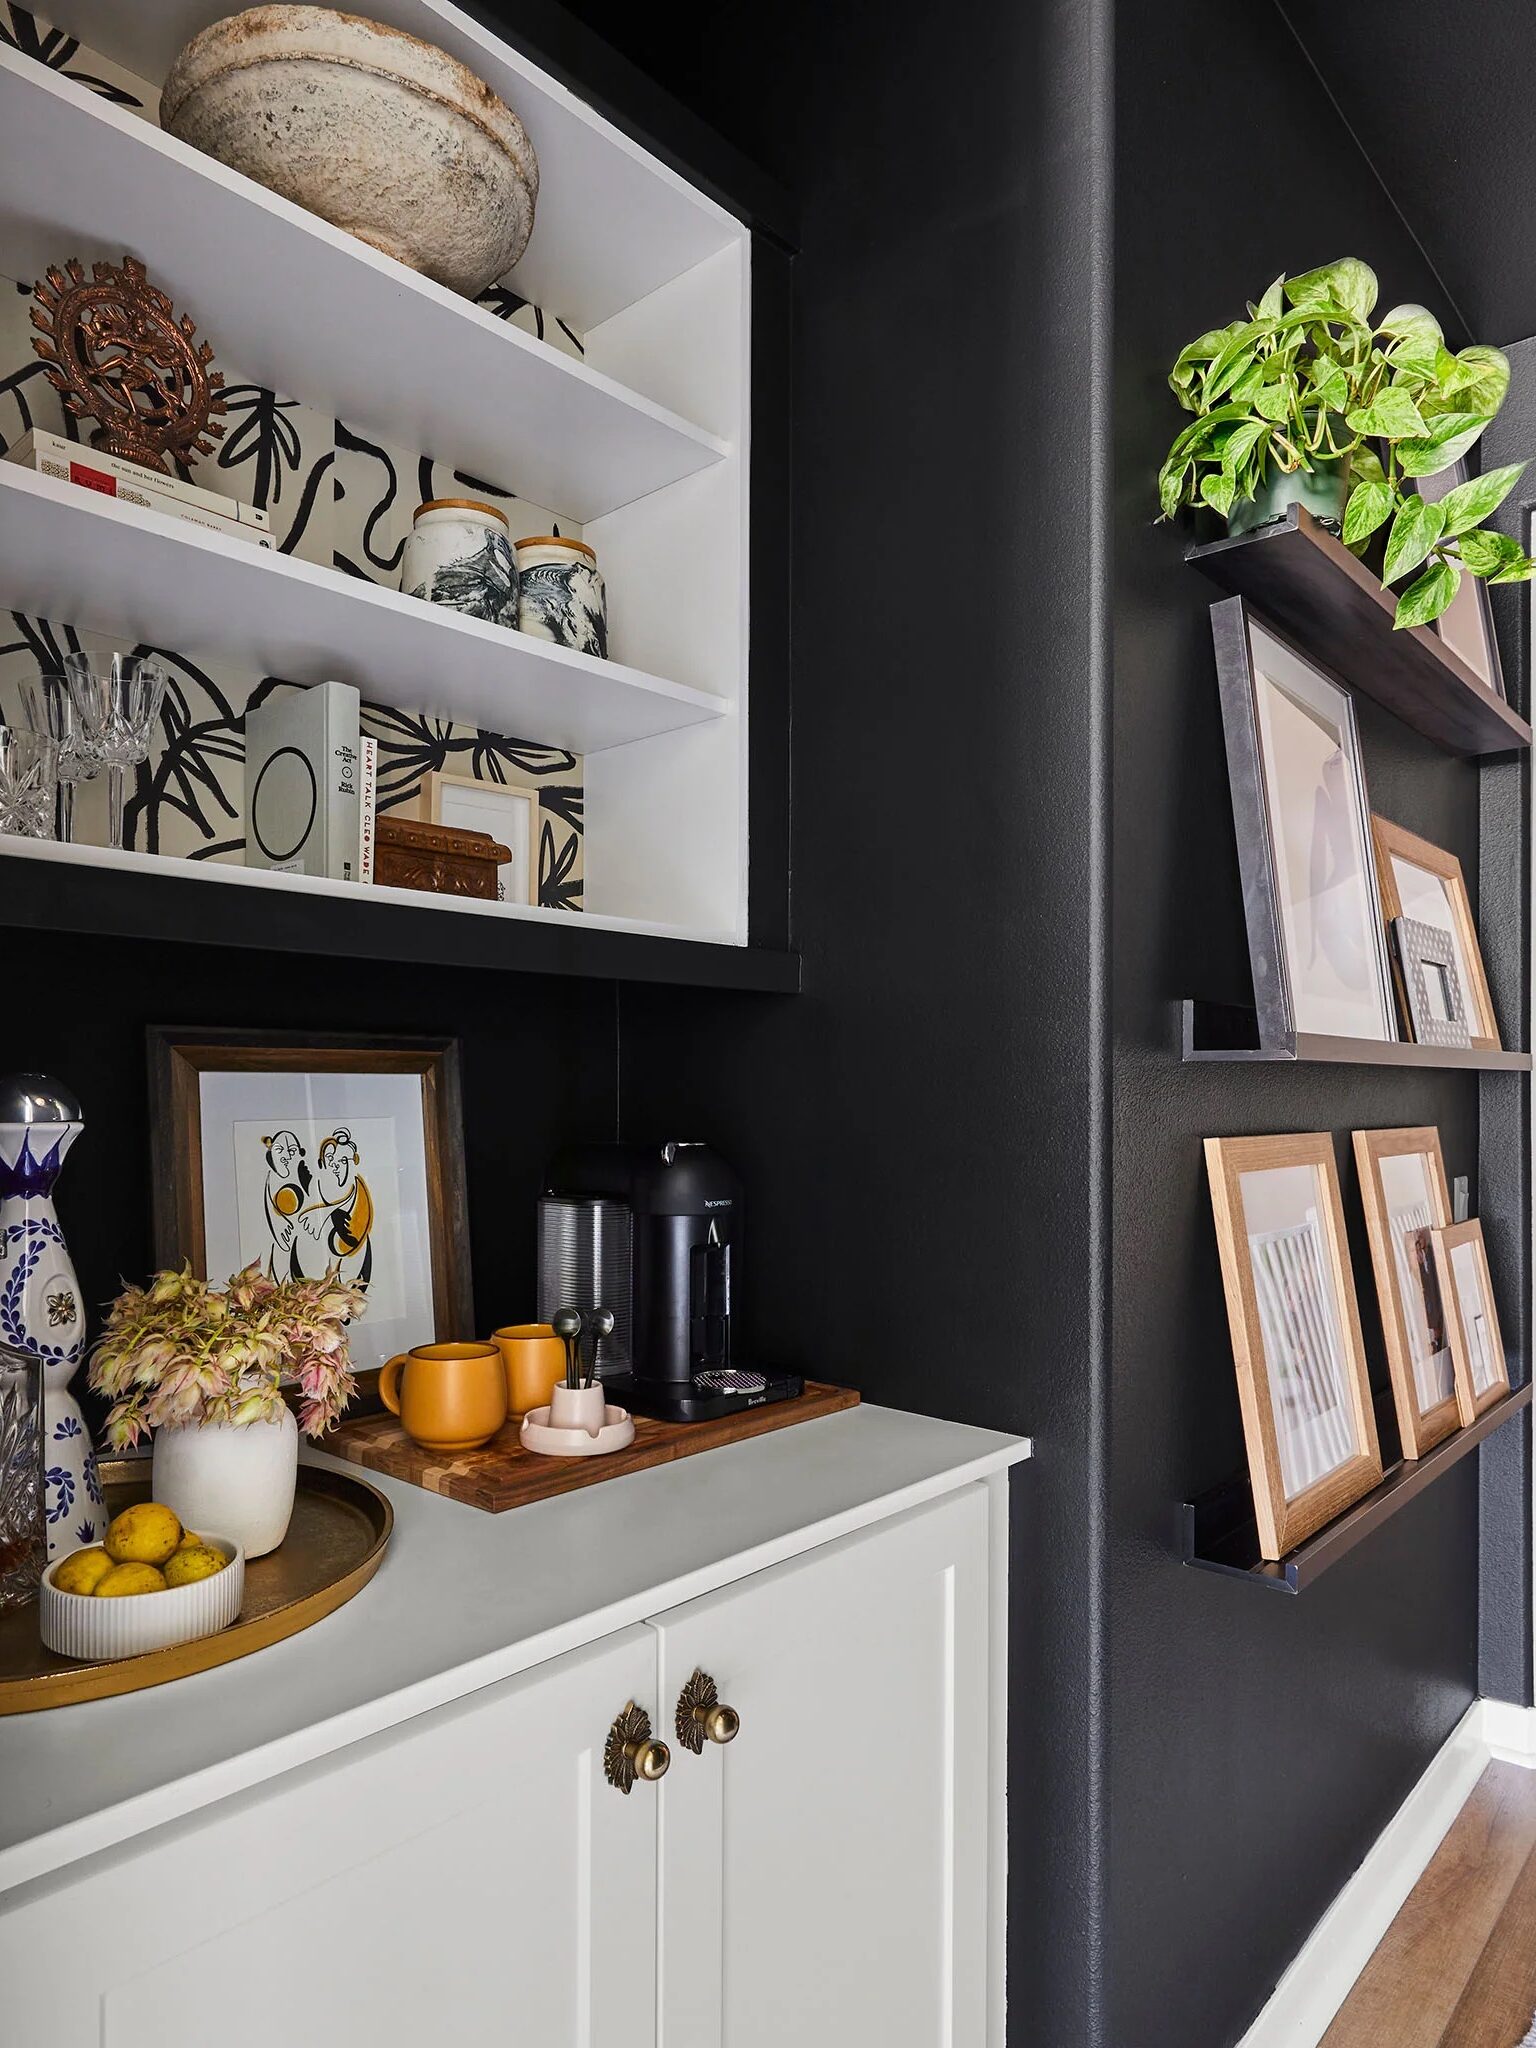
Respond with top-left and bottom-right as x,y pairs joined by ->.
18,672 -> 95,844
0,727 -> 60,839
62,653 -> 166,852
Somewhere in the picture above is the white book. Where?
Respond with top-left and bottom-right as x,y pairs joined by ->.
358,735 -> 378,885
244,681 -> 362,882
5,428 -> 273,544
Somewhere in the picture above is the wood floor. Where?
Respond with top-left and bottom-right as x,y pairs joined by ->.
1323,1762 -> 1536,2048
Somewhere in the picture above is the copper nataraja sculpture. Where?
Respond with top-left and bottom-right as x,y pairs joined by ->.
30,256 -> 226,475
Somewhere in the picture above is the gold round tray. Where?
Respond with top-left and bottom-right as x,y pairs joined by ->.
0,1458 -> 392,1715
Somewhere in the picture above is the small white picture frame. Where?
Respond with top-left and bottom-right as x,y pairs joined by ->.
423,772 -> 538,906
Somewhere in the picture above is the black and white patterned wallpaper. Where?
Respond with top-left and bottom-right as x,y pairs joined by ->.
0,5 -> 586,908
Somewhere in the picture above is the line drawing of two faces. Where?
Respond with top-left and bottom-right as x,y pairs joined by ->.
260,1125 -> 375,1293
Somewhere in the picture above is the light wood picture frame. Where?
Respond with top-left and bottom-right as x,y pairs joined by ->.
1352,1127 -> 1458,1458
1371,814 -> 1499,1049
1205,1132 -> 1383,1560
1432,1218 -> 1511,1425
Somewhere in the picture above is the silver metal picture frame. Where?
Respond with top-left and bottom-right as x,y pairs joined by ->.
1210,597 -> 1399,1051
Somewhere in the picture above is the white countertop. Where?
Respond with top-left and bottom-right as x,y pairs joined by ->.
0,1403 -> 1028,1897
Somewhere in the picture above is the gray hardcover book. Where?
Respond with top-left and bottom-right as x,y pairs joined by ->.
244,681 -> 362,881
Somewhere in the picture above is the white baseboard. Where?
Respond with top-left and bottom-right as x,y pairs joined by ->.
1481,1698 -> 1536,1764
1235,1699 -> 1508,2048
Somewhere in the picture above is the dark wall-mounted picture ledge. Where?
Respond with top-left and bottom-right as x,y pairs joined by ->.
1188,507 -> 1533,758
1183,1381 -> 1531,1593
1180,999 -> 1532,1071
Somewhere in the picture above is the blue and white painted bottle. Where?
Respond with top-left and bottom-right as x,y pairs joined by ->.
0,1075 -> 103,1558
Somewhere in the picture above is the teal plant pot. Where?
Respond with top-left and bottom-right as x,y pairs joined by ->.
1229,460 -> 1350,538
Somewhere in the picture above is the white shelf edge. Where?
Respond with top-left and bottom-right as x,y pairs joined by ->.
0,465 -> 732,755
1,834 -> 741,946
0,49 -> 731,520
48,0 -> 747,331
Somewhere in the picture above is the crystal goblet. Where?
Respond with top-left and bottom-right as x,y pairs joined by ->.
18,672 -> 95,844
62,654 -> 166,852
0,727 -> 60,839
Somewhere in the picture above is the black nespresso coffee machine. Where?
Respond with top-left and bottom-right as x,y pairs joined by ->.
539,1141 -> 802,1422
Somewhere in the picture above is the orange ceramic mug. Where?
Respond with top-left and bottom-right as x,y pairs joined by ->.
491,1323 -> 567,1414
379,1342 -> 508,1453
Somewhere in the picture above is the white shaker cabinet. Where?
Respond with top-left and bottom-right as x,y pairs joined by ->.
0,1445 -> 1018,2048
0,1624 -> 661,2048
653,1485 -> 991,2048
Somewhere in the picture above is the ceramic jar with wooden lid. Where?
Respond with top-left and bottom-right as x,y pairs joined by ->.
515,535 -> 607,658
403,499 -> 518,626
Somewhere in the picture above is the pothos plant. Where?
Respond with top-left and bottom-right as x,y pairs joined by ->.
1158,256 -> 1536,628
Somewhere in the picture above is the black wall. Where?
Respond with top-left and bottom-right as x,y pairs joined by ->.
602,0 -> 1114,2037
15,4 -> 1530,2047
1109,4 -> 1511,2044
5,936 -> 616,1435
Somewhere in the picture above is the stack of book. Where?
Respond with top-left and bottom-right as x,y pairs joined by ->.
5,428 -> 273,548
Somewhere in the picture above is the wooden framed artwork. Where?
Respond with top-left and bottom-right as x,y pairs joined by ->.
1371,814 -> 1499,1049
1210,597 -> 1398,1050
1205,1132 -> 1383,1560
1352,1127 -> 1458,1458
1431,1219 -> 1511,1425
148,1029 -> 472,1374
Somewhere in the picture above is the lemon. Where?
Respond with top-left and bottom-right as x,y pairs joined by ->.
52,1546 -> 114,1596
94,1561 -> 168,1597
163,1544 -> 227,1587
104,1502 -> 182,1567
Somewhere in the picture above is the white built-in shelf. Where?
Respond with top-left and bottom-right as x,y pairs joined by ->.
46,0 -> 742,333
0,838 -> 801,992
0,466 -> 728,755
0,50 -> 729,524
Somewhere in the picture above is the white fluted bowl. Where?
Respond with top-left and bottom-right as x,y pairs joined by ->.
40,1537 -> 244,1661
162,6 -> 539,298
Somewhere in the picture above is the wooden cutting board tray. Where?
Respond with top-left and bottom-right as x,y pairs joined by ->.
331,1381 -> 859,1513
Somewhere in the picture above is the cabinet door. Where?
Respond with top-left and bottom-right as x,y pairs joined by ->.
653,1486 -> 991,2048
0,1626 -> 660,2048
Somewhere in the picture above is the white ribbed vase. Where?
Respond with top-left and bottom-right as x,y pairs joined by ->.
152,1409 -> 299,1559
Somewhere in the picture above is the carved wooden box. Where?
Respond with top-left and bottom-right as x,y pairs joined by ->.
375,816 -> 510,899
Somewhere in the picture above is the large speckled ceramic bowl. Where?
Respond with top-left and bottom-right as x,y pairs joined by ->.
162,6 -> 539,299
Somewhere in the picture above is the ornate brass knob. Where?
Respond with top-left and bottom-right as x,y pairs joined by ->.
676,1668 -> 741,1755
604,1700 -> 671,1794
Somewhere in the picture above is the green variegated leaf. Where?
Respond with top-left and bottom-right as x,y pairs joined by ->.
1254,380 -> 1294,423
1220,420 -> 1269,475
1351,444 -> 1386,487
1229,360 -> 1266,405
1346,387 -> 1429,440
1286,257 -> 1378,321
1378,302 -> 1444,348
1396,411 -> 1490,477
1201,473 -> 1236,519
1394,557 -> 1459,629
1457,527 -> 1526,578
1309,353 -> 1350,410
1441,344 -> 1509,414
1437,462 -> 1526,538
1383,494 -> 1445,582
1255,274 -> 1285,320
1341,478 -> 1394,546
